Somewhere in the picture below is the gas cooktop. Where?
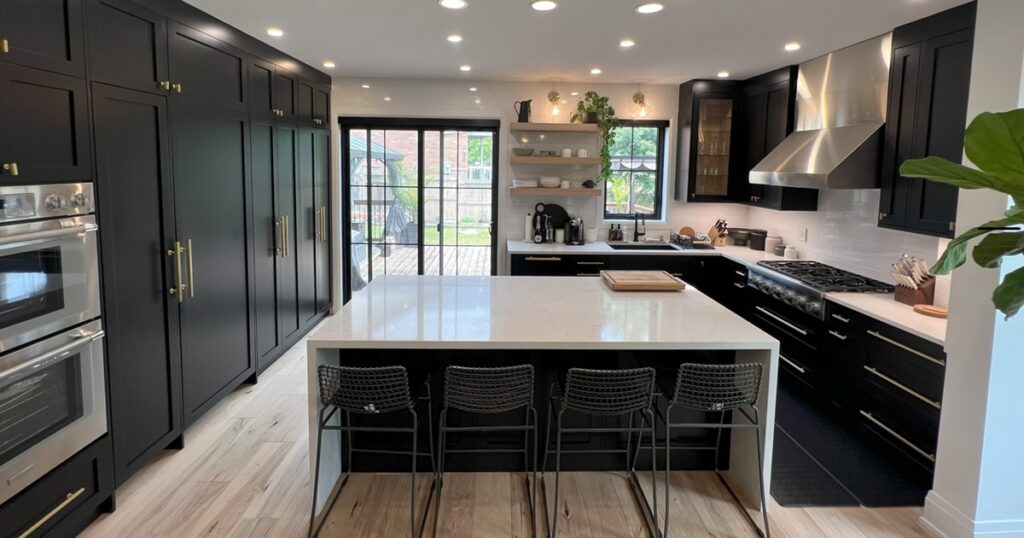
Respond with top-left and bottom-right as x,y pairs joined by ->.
757,261 -> 894,293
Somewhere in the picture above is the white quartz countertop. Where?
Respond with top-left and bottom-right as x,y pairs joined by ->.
308,275 -> 779,351
507,240 -> 948,346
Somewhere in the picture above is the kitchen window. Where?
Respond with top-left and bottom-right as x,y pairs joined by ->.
604,120 -> 668,220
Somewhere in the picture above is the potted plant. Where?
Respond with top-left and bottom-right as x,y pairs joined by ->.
900,108 -> 1024,318
571,91 -> 620,183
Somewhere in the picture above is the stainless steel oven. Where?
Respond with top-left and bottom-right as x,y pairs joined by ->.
0,319 -> 106,504
0,184 -> 99,353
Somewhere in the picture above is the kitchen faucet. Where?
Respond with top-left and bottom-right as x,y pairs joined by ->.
633,213 -> 646,242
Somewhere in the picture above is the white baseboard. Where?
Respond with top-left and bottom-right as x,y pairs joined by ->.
924,491 -> 1024,537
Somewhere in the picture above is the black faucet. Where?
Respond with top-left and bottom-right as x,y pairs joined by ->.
633,213 -> 646,242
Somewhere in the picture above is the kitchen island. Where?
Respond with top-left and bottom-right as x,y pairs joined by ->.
307,275 -> 780,524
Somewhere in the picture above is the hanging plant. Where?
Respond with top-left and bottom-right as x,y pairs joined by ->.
570,91 -> 620,182
900,108 -> 1024,318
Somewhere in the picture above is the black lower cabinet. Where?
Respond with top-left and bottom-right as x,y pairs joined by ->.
313,129 -> 332,315
170,105 -> 255,426
92,83 -> 183,485
0,436 -> 114,538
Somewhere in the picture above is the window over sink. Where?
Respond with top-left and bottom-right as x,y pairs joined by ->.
604,120 -> 668,221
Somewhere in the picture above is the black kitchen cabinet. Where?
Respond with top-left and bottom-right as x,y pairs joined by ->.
250,57 -> 299,122
0,0 -> 86,77
298,80 -> 331,129
277,124 -> 302,341
0,436 -> 113,537
86,0 -> 168,94
313,128 -> 332,313
740,67 -> 818,211
0,64 -> 92,183
167,21 -> 247,112
92,83 -> 183,485
878,2 -> 975,238
675,80 -> 744,202
170,105 -> 254,425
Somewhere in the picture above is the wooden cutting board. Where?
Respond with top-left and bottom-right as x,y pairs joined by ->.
600,270 -> 686,292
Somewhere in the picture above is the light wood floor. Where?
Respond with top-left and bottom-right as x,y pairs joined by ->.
83,331 -> 932,538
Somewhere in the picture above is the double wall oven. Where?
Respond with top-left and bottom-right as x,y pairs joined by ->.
0,183 -> 105,505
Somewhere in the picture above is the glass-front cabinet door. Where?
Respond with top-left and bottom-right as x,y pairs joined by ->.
693,98 -> 733,199
675,80 -> 741,203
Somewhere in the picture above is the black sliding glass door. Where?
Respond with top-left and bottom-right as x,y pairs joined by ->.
341,118 -> 499,302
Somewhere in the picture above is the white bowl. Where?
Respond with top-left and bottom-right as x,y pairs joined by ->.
513,179 -> 539,188
539,177 -> 560,188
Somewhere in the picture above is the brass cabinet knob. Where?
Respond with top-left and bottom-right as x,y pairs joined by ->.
1,39 -> 9,54
171,82 -> 182,93
2,163 -> 18,176
159,80 -> 172,91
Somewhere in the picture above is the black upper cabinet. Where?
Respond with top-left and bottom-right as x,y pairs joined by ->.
86,0 -> 168,94
298,80 -> 331,129
167,21 -> 246,112
249,58 -> 277,122
675,80 -> 743,202
739,67 -> 818,211
879,2 -> 975,238
0,63 -> 92,183
274,67 -> 298,121
0,0 -> 86,77
92,83 -> 182,485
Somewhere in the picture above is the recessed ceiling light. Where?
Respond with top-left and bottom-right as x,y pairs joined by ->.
620,39 -> 635,48
384,96 -> 392,101
570,91 -> 579,96
784,42 -> 802,52
438,0 -> 468,9
469,87 -> 478,92
322,61 -> 336,69
590,68 -> 602,75
460,65 -> 472,72
447,34 -> 463,43
266,27 -> 284,37
474,98 -> 481,104
361,84 -> 371,89
531,0 -> 557,11
635,3 -> 663,14
717,71 -> 730,78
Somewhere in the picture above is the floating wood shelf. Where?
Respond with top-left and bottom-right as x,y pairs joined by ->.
509,187 -> 602,197
510,156 -> 602,165
510,122 -> 600,133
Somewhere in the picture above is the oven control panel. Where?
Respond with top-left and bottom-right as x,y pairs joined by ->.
0,183 -> 94,223
747,271 -> 825,319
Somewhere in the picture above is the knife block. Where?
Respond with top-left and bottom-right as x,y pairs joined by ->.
895,277 -> 935,306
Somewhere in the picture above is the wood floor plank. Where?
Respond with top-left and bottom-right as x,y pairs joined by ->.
82,331 -> 931,538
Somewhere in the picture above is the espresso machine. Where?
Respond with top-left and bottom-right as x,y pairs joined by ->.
566,217 -> 584,245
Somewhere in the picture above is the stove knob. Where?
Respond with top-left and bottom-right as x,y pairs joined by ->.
44,194 -> 66,209
71,192 -> 87,207
806,301 -> 822,315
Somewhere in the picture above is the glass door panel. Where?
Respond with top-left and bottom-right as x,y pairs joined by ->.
694,98 -> 733,197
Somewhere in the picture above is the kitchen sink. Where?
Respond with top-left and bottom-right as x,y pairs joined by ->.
606,242 -> 680,251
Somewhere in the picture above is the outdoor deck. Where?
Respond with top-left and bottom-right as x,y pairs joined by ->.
354,244 -> 492,280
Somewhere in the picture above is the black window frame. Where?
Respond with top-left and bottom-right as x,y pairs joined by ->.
603,119 -> 669,221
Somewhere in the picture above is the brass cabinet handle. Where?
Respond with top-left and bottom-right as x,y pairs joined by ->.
864,366 -> 941,410
167,241 -> 184,302
171,82 -> 182,93
159,80 -> 171,91
859,410 -> 935,462
283,216 -> 289,257
1,39 -> 9,54
2,162 -> 19,176
186,239 -> 195,298
313,208 -> 321,240
275,218 -> 283,255
866,330 -> 945,367
321,206 -> 328,241
18,487 -> 86,538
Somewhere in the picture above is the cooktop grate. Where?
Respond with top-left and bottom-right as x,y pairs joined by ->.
757,261 -> 894,293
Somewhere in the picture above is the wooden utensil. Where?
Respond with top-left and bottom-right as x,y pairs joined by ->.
914,304 -> 948,318
600,270 -> 686,292
679,226 -> 696,237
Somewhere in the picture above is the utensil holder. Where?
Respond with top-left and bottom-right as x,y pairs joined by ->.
895,277 -> 935,306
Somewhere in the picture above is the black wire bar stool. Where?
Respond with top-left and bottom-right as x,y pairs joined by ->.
433,365 -> 539,537
542,367 -> 660,538
309,365 -> 436,538
658,363 -> 769,538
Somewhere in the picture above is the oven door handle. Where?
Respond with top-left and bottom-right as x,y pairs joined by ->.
0,223 -> 97,246
0,330 -> 104,384
755,306 -> 809,336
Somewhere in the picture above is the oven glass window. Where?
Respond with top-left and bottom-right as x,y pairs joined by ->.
0,246 -> 64,329
0,353 -> 83,466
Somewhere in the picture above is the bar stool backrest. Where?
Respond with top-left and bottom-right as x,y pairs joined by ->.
562,367 -> 656,415
445,364 -> 534,414
672,363 -> 762,411
317,364 -> 413,414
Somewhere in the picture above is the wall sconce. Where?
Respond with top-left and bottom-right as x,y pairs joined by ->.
633,91 -> 651,118
548,90 -> 561,121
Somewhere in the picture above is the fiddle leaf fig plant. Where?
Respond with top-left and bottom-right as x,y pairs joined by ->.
900,108 -> 1024,318
570,90 -> 620,182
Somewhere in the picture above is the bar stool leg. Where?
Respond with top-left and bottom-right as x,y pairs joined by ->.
411,409 -> 419,538
663,404 -> 673,538
551,410 -> 564,538
432,409 -> 447,538
647,408 -> 658,537
530,406 -> 539,538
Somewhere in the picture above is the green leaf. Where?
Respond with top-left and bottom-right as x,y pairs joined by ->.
993,266 -> 1024,319
964,110 -> 1024,183
972,232 -> 1024,268
932,213 -> 1024,274
900,156 -> 1024,199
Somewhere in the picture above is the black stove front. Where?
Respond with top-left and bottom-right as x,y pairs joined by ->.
757,261 -> 894,293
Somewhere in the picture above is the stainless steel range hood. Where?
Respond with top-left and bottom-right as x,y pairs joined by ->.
750,34 -> 892,189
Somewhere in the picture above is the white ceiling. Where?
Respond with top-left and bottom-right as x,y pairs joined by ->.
185,0 -> 971,84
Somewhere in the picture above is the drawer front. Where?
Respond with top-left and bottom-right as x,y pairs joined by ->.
510,254 -> 568,276
566,255 -> 610,277
863,323 -> 945,403
859,384 -> 938,467
0,436 -> 113,537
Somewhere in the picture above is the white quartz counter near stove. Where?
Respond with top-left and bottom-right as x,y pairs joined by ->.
507,240 -> 948,346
